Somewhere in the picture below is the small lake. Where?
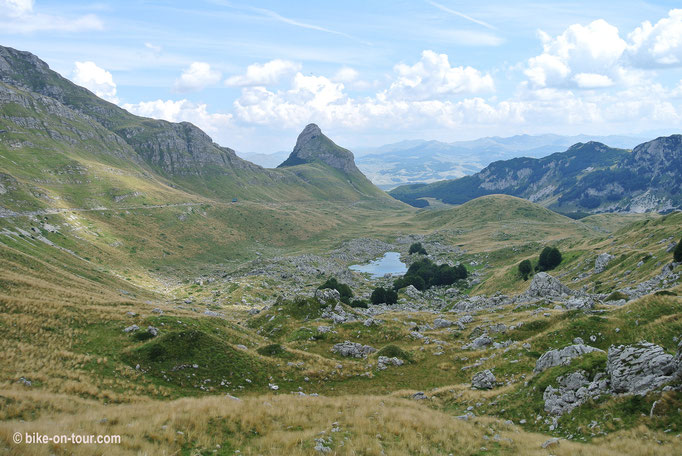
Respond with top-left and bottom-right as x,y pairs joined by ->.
349,251 -> 407,278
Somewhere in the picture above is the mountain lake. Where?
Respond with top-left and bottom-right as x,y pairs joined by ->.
349,251 -> 407,278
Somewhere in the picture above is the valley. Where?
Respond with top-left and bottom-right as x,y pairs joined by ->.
0,45 -> 681,456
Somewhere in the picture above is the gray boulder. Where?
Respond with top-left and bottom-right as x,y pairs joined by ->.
594,253 -> 615,273
377,356 -> 404,370
123,324 -> 139,333
469,334 -> 493,350
433,318 -> 453,329
315,288 -> 340,305
607,342 -> 676,395
472,370 -> 496,389
543,370 -> 609,415
404,285 -> 421,299
331,341 -> 376,358
534,344 -> 604,373
522,272 -> 572,299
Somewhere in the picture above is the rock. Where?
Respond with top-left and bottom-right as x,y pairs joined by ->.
363,318 -> 380,327
433,318 -> 453,329
18,377 -> 31,387
522,272 -> 572,299
469,334 -> 493,350
412,391 -> 428,400
317,325 -> 332,334
543,371 -> 609,415
147,326 -> 159,337
331,341 -> 376,358
236,344 -> 247,350
152,308 -> 163,314
123,324 -> 139,333
377,356 -> 404,370
204,310 -> 221,317
564,296 -> 594,310
405,285 -> 421,299
472,370 -> 496,389
268,383 -> 279,390
315,288 -> 340,305
541,438 -> 560,449
607,342 -> 676,395
594,253 -> 615,273
534,344 -> 604,373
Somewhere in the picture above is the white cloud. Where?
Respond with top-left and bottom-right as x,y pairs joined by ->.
0,0 -> 103,33
71,61 -> 118,103
385,50 -> 494,101
173,62 -> 221,92
333,67 -> 359,83
628,9 -> 682,67
144,42 -> 162,53
122,99 -> 233,137
225,59 -> 301,87
525,20 -> 628,89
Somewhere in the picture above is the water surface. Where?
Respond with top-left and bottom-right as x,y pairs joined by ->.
349,251 -> 407,278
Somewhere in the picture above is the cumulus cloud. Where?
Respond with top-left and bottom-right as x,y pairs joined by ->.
525,20 -> 628,89
173,62 -> 222,92
628,9 -> 682,67
122,99 -> 233,136
0,0 -> 103,33
385,50 -> 494,101
225,59 -> 301,87
71,61 -> 118,103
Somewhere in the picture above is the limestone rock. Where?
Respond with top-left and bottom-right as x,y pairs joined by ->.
522,272 -> 572,299
534,344 -> 604,373
594,253 -> 615,273
472,370 -> 496,389
607,342 -> 676,395
331,341 -> 376,358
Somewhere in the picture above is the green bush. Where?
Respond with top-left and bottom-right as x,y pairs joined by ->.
319,277 -> 353,304
349,299 -> 368,309
537,247 -> 562,271
394,258 -> 467,290
518,259 -> 532,280
408,242 -> 427,255
371,287 -> 398,305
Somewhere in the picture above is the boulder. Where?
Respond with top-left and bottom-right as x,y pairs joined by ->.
377,356 -> 404,370
433,318 -> 453,329
522,272 -> 572,299
543,370 -> 609,415
534,344 -> 604,373
315,288 -> 340,305
469,334 -> 493,350
472,370 -> 496,389
607,342 -> 676,395
594,253 -> 615,273
331,341 -> 376,358
147,326 -> 159,337
405,285 -> 421,299
123,324 -> 139,333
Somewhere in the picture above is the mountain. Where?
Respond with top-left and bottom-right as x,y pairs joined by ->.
389,137 -> 682,214
278,123 -> 361,174
354,134 -> 645,190
239,150 -> 289,168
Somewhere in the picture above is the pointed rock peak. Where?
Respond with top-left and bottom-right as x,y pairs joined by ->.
278,123 -> 361,174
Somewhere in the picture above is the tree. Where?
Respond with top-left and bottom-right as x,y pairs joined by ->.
518,259 -> 532,280
537,247 -> 562,271
393,274 -> 426,291
370,287 -> 386,305
385,289 -> 398,305
408,242 -> 427,255
675,237 -> 682,263
319,277 -> 353,304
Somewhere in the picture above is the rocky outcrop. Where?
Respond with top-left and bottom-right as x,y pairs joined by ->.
472,370 -> 496,389
522,272 -> 572,300
534,344 -> 604,373
315,288 -> 340,305
607,342 -> 677,395
543,370 -> 610,415
278,124 -> 361,175
331,341 -> 376,358
594,253 -> 615,273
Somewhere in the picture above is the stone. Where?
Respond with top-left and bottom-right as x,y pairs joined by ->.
152,308 -> 163,314
147,326 -> 159,337
543,370 -> 609,415
469,334 -> 493,350
315,288 -> 340,305
541,438 -> 560,449
433,318 -> 453,329
472,370 -> 496,389
405,285 -> 421,299
412,391 -> 428,400
522,272 -> 572,299
331,341 -> 376,358
534,344 -> 604,373
123,324 -> 139,333
377,356 -> 404,370
594,253 -> 615,273
607,342 -> 676,395
564,296 -> 594,310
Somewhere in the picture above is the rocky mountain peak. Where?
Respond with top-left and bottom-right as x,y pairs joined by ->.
278,123 -> 361,174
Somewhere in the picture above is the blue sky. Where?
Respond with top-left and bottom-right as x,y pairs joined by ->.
2,1 -> 682,153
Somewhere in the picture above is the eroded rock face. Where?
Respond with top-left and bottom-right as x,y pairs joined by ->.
543,370 -> 610,415
277,124 -> 361,174
331,341 -> 376,358
594,253 -> 616,273
607,342 -> 676,395
315,288 -> 340,305
534,344 -> 604,373
472,370 -> 496,389
523,272 -> 572,299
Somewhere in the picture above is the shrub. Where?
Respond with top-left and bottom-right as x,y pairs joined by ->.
392,274 -> 426,291
537,247 -> 562,271
394,258 -> 467,290
408,242 -> 427,255
371,287 -> 398,305
518,259 -> 532,280
349,299 -> 368,309
674,237 -> 682,263
319,277 -> 353,304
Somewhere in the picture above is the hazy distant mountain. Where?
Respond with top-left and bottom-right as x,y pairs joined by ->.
240,150 -> 289,168
390,136 -> 682,214
355,134 -> 645,190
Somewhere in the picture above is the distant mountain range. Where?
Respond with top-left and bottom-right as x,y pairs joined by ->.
243,134 -> 645,190
389,137 -> 682,215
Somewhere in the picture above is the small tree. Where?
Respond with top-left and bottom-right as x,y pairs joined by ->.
673,237 -> 682,263
385,289 -> 398,305
408,242 -> 427,255
518,259 -> 532,280
537,247 -> 562,271
319,277 -> 353,304
370,287 -> 386,305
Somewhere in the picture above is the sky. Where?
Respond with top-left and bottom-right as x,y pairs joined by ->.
2,0 -> 682,154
